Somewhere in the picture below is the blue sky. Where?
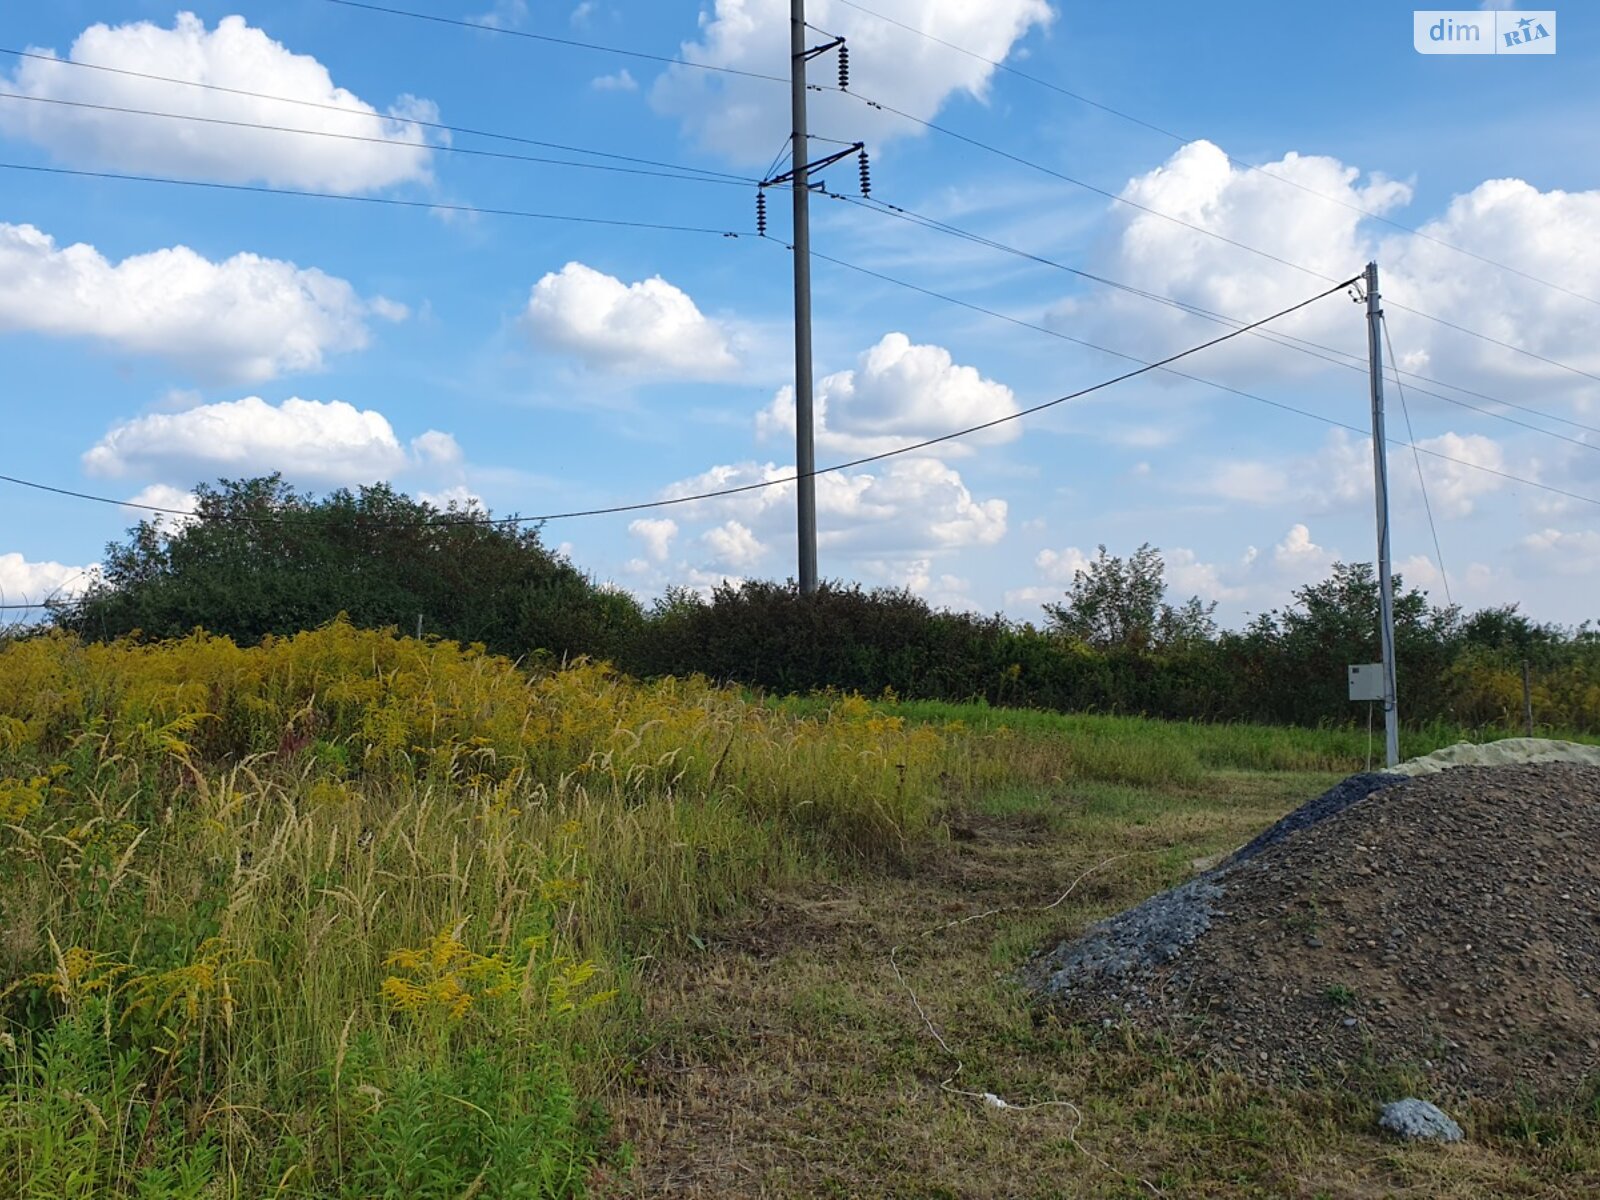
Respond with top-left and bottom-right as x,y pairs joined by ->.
3,1 -> 1598,627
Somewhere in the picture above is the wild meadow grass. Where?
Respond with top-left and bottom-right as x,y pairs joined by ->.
0,623 -> 1041,1198
3,626 -> 1589,1197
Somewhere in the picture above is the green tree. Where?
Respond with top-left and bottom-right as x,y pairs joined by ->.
62,475 -> 642,660
1043,544 -> 1216,652
1238,561 -> 1460,726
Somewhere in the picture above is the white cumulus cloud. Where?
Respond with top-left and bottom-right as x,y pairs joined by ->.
1004,545 -> 1091,609
523,262 -> 737,376
418,485 -> 486,512
1522,527 -> 1600,574
1035,546 -> 1093,583
0,223 -> 393,383
1072,139 -> 1600,411
628,518 -> 679,563
0,13 -> 438,192
758,332 -> 1017,456
1196,429 -> 1508,519
1059,140 -> 1405,375
83,396 -> 458,487
1166,547 -> 1245,601
1273,523 -> 1336,578
661,456 -> 1006,555
701,520 -> 766,569
474,1 -> 530,28
652,0 -> 1054,163
0,554 -> 101,609
122,484 -> 200,530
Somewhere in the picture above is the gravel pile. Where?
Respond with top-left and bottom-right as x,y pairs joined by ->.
1029,763 -> 1600,1099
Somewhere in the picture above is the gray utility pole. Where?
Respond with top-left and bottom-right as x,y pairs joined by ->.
789,0 -> 819,594
1364,261 -> 1400,767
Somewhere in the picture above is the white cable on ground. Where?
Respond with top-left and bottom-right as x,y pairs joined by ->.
887,852 -> 1163,1197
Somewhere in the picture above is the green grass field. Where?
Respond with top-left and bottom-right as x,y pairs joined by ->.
2,630 -> 1595,1198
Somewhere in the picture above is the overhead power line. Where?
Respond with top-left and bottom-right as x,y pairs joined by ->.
832,0 -> 1600,311
10,160 -> 1592,516
0,161 -> 749,237
0,91 -> 758,189
836,86 -> 1600,388
836,191 -> 1600,451
0,46 -> 751,183
14,262 -> 1600,521
0,276 -> 1359,532
1383,313 -> 1453,607
299,2 -> 1600,388
797,243 -> 1600,512
4,262 -> 1596,545
1381,303 -> 1600,387
150,2 -> 1593,390
13,121 -> 1590,452
3,149 -> 1591,514
842,88 -> 1340,285
322,0 -> 787,82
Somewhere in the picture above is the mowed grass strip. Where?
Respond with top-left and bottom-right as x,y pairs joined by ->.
609,769 -> 1600,1198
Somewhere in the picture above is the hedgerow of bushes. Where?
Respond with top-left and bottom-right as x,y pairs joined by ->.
39,477 -> 1600,734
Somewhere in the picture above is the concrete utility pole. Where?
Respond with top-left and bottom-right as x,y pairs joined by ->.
1364,261 -> 1401,767
789,0 -> 819,594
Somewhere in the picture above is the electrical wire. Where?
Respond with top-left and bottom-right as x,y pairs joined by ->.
837,86 -> 1600,388
805,244 -> 1371,426
322,0 -> 788,82
0,276 -> 1358,532
1381,302 -> 1600,387
0,569 -> 97,611
837,192 -> 1600,450
831,0 -> 1600,311
761,132 -> 794,187
1383,314 -> 1453,607
68,3 -> 1581,390
273,2 -> 1600,387
13,150 -> 1594,482
0,162 -> 749,237
0,91 -> 758,189
798,243 -> 1600,511
10,74 -> 1582,444
0,47 -> 753,183
842,88 -> 1340,285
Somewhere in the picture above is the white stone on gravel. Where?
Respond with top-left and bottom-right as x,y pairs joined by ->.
1378,1098 -> 1464,1142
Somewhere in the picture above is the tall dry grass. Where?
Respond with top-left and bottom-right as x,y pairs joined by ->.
0,622 -> 1029,1197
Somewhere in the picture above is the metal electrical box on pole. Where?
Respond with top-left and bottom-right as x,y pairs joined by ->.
1348,663 -> 1385,702
1363,261 -> 1401,767
789,0 -> 819,595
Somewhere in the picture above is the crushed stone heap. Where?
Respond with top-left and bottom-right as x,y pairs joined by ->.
1028,763 -> 1600,1099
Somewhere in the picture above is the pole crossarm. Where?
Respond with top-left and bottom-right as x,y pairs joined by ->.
803,35 -> 846,61
762,143 -> 864,189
